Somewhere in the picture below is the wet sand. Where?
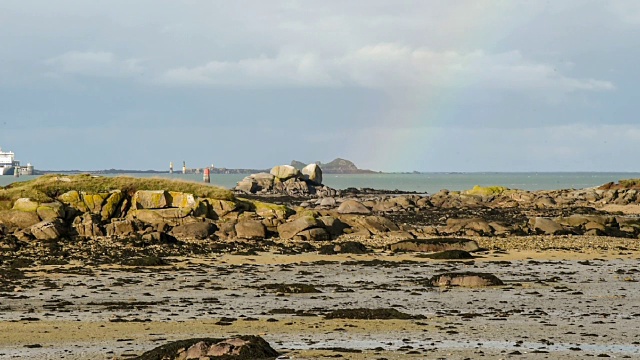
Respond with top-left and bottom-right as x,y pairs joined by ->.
1,239 -> 640,359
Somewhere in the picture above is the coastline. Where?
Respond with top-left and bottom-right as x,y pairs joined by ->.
3,171 -> 640,194
1,174 -> 640,359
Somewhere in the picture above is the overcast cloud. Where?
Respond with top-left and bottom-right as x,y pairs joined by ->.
0,1 -> 638,171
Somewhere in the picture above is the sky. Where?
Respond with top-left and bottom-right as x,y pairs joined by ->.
0,1 -> 639,172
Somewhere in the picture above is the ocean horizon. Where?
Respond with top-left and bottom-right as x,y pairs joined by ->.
2,172 -> 638,194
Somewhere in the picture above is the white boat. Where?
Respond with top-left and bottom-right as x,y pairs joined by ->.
0,147 -> 20,175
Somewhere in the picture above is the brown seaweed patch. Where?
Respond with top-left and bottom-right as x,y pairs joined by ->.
87,300 -> 166,310
389,238 -> 480,253
324,308 -> 425,320
121,256 -> 168,267
417,250 -> 474,259
429,272 -> 504,287
262,283 -> 322,293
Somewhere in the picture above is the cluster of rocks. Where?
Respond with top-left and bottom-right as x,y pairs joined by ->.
0,186 -> 417,247
286,186 -> 640,238
3,176 -> 640,260
235,164 -> 339,197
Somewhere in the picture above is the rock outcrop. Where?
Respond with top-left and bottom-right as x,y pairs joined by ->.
301,163 -> 323,185
133,335 -> 280,360
234,164 -> 338,197
3,174 -> 640,259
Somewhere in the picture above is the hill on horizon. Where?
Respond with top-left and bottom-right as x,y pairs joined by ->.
290,158 -> 376,174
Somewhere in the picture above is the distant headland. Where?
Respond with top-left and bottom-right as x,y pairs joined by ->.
37,158 -> 379,175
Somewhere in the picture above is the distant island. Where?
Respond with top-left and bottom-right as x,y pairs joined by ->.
35,158 -> 379,175
290,158 -> 377,174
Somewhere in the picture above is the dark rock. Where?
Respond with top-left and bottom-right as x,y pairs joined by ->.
355,216 -> 399,234
389,238 -> 480,252
141,231 -> 178,244
429,272 -> 504,287
30,220 -> 65,240
121,256 -> 168,267
337,200 -> 371,214
105,218 -> 137,237
262,283 -> 321,293
318,216 -> 348,237
171,221 -> 216,240
73,213 -> 104,238
530,217 -> 565,235
234,220 -> 266,240
277,216 -> 321,240
420,250 -> 474,259
295,227 -> 330,241
132,335 -> 279,360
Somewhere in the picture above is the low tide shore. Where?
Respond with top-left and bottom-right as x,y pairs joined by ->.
1,240 -> 639,359
2,175 -> 640,359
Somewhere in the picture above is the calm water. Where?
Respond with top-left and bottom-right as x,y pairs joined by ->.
2,172 -> 639,194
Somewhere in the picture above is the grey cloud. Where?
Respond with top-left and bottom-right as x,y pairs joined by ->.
160,45 -> 614,93
0,0 -> 638,171
45,51 -> 144,78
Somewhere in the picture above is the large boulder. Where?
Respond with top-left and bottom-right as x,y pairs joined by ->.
445,218 -> 493,235
302,163 -> 323,185
36,202 -> 65,221
337,200 -> 370,215
355,216 -> 399,235
277,216 -> 321,239
82,193 -> 108,213
318,216 -> 348,237
273,178 -> 313,196
235,178 -> 257,193
171,221 -> 216,240
319,197 -> 337,208
249,200 -> 293,220
58,190 -> 89,212
270,165 -> 300,181
0,210 -> 41,229
73,213 -> 104,237
128,208 -> 193,226
105,218 -> 137,237
12,198 -> 39,212
251,173 -> 276,191
556,214 -> 614,228
235,220 -> 266,240
100,191 -> 124,220
530,217 -> 565,235
30,220 -> 64,240
208,199 -> 238,218
133,190 -> 169,209
168,192 -> 196,208
133,335 -> 279,360
295,227 -> 330,241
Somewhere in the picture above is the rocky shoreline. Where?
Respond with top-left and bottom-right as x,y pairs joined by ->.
1,171 -> 640,359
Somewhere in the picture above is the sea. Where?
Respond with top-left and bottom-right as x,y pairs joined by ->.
2,172 -> 639,194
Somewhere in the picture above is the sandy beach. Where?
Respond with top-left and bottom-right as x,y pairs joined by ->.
2,237 -> 639,359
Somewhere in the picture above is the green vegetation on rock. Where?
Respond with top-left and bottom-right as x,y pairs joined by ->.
0,174 -> 234,206
617,179 -> 640,188
237,198 -> 294,219
464,185 -> 508,196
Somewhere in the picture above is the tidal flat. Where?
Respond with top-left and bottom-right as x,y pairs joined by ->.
1,245 -> 639,359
